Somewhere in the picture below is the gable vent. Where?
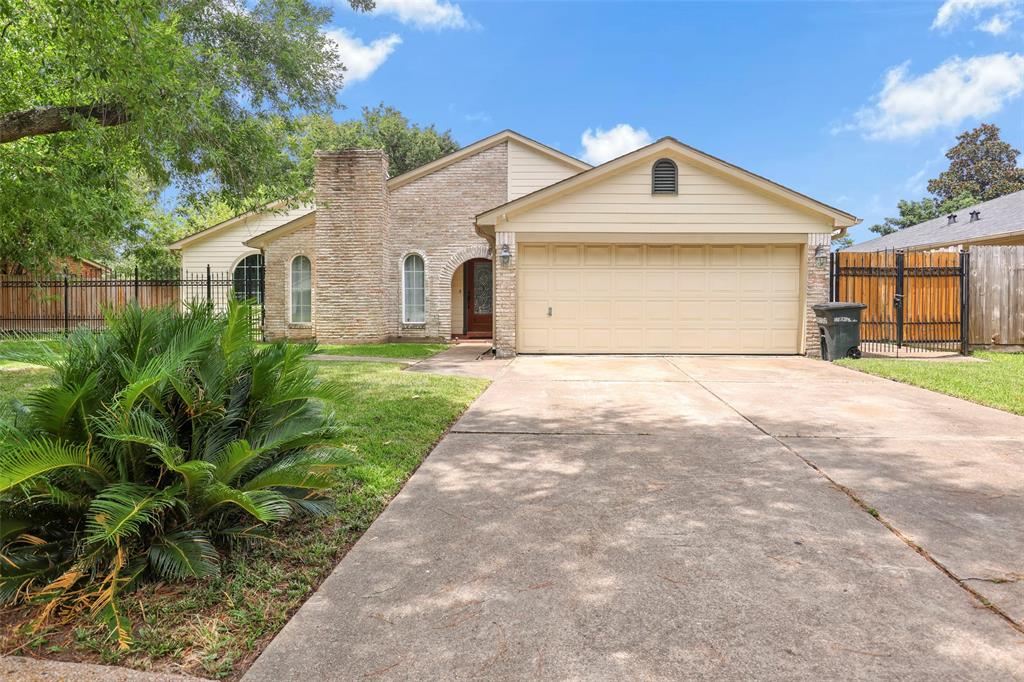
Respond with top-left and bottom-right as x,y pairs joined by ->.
652,158 -> 678,194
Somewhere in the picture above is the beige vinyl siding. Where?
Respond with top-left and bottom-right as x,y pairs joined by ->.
507,140 -> 581,201
505,156 -> 834,234
179,206 -> 313,274
451,263 -> 464,335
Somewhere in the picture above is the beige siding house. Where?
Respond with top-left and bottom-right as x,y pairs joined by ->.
171,130 -> 858,357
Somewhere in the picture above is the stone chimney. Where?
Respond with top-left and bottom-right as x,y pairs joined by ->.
313,149 -> 390,342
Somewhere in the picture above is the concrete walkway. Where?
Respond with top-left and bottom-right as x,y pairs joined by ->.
245,355 -> 1024,680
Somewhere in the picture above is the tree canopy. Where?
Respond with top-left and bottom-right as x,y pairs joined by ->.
928,123 -> 1024,202
868,193 -> 978,236
0,0 -> 372,272
868,123 -> 1022,237
289,105 -> 460,179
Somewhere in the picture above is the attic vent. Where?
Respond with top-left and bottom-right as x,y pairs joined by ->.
969,210 -> 981,222
652,158 -> 678,195
947,213 -> 958,225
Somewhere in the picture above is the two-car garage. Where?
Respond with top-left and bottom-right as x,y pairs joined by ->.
516,242 -> 802,354
474,137 -> 859,357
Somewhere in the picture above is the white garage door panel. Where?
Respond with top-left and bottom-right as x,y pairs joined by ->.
517,244 -> 802,354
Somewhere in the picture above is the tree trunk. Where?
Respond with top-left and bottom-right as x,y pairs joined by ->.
0,104 -> 129,144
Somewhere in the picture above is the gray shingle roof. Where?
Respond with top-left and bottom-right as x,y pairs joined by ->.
846,190 -> 1024,252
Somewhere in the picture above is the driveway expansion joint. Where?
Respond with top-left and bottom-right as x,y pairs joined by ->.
683,368 -> 1024,636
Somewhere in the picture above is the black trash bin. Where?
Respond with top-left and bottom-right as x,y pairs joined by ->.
813,302 -> 868,361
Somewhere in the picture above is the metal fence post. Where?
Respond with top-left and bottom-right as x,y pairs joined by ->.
62,271 -> 69,335
895,250 -> 905,350
206,264 -> 212,305
133,265 -> 140,303
829,251 -> 837,302
960,250 -> 971,355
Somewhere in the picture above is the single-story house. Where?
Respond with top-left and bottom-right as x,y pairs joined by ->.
170,129 -> 859,357
847,190 -> 1024,252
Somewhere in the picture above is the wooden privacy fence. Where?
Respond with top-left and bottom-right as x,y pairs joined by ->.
0,267 -> 245,334
967,245 -> 1024,347
830,250 -> 969,355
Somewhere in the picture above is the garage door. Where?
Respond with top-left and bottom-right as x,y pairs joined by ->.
517,243 -> 802,353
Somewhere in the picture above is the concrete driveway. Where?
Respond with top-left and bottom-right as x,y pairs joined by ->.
245,355 -> 1024,680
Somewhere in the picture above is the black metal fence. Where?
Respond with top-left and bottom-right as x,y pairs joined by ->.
0,266 -> 260,335
830,249 -> 970,355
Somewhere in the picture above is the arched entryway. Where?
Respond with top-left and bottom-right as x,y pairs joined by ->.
451,257 -> 492,338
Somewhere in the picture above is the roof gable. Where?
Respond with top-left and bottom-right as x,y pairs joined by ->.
168,201 -> 313,250
387,130 -> 589,191
476,137 -> 858,229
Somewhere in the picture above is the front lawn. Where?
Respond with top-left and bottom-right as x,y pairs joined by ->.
314,342 -> 450,359
1,360 -> 487,679
838,351 -> 1024,415
0,335 -> 62,369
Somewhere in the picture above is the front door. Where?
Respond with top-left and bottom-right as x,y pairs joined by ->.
464,258 -> 493,337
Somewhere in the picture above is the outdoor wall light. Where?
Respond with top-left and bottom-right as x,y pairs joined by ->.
499,243 -> 512,266
814,243 -> 829,269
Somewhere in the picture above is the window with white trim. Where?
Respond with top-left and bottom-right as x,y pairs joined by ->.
402,254 -> 425,324
290,256 -> 311,324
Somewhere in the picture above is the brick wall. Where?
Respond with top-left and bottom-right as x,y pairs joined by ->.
313,150 -> 390,343
385,143 -> 507,339
263,223 -> 316,341
492,231 -> 517,357
804,233 -> 830,358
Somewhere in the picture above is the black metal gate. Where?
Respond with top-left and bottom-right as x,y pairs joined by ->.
829,249 -> 971,355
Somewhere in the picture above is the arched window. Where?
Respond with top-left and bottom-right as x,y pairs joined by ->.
652,158 -> 678,194
402,254 -> 425,324
290,256 -> 311,324
233,253 -> 264,303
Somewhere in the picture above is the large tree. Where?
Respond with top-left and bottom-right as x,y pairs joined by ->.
288,104 -> 460,179
868,193 -> 977,236
928,123 -> 1024,202
866,122 -> 1024,238
0,0 -> 371,272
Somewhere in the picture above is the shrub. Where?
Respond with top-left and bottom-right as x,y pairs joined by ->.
0,300 -> 349,646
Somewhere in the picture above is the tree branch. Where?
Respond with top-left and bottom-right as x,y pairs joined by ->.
0,104 -> 130,144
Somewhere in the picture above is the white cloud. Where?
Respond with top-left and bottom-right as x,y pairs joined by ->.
845,53 -> 1024,140
979,12 -> 1016,33
326,29 -> 401,83
932,0 -> 1016,30
580,124 -> 653,165
373,0 -> 471,29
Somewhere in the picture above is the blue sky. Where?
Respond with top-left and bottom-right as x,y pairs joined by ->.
327,0 -> 1024,244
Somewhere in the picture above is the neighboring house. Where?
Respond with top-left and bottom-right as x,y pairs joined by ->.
2,257 -> 106,278
847,190 -> 1024,252
170,129 -> 858,357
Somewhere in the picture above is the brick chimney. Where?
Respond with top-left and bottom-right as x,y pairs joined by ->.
313,149 -> 390,342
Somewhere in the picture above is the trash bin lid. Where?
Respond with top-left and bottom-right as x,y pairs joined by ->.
813,302 -> 867,311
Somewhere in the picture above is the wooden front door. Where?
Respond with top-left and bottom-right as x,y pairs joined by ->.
464,258 -> 493,337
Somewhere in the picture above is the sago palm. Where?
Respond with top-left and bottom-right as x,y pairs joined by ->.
0,299 -> 350,646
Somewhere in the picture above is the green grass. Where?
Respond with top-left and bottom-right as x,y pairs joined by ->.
838,351 -> 1024,415
1,360 -> 487,679
314,342 -> 450,359
0,335 -> 62,369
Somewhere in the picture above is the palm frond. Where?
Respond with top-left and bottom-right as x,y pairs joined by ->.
83,484 -> 181,547
210,440 -> 264,484
0,438 -> 113,493
242,449 -> 352,492
148,530 -> 220,580
199,484 -> 292,523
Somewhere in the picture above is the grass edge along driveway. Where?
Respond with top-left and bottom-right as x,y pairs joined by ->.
838,351 -> 1024,416
0,360 -> 488,680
